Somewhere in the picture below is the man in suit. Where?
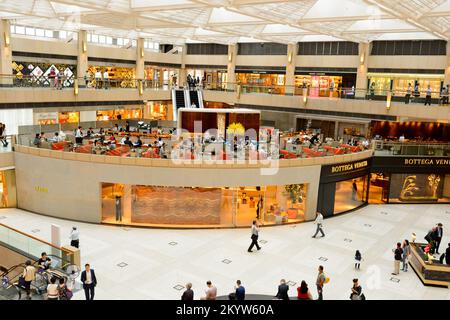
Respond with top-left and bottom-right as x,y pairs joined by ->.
81,263 -> 97,300
446,243 -> 450,265
275,279 -> 289,300
435,223 -> 444,254
248,220 -> 261,252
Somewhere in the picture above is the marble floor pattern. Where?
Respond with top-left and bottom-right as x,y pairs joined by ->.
0,204 -> 449,300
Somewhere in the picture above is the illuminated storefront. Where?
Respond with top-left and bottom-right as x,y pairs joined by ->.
101,183 -> 307,228
367,73 -> 444,98
294,72 -> 357,97
96,108 -> 143,121
88,65 -> 136,88
317,159 -> 371,217
0,169 -> 17,208
12,61 -> 76,88
58,112 -> 80,124
370,156 -> 450,204
143,101 -> 172,121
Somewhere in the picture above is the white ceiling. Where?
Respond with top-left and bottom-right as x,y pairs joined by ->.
1,0 -> 449,45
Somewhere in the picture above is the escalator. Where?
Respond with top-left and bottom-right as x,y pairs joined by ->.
189,90 -> 200,108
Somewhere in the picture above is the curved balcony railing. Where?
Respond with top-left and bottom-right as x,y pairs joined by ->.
373,141 -> 450,157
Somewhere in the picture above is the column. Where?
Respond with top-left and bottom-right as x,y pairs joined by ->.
178,44 -> 187,88
355,42 -> 370,98
227,44 -> 237,91
0,19 -> 12,86
285,43 -> 297,95
77,30 -> 88,87
136,38 -> 145,82
444,41 -> 450,85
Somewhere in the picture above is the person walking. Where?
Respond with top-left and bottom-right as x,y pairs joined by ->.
405,83 -> 411,104
354,250 -> 362,270
312,212 -> 325,238
297,281 -> 313,300
103,69 -> 109,89
69,227 -> 80,248
401,240 -> 411,272
435,223 -> 444,254
392,242 -> 403,275
316,265 -> 326,300
75,126 -> 83,145
424,85 -> 432,106
248,220 -> 261,252
22,260 -> 36,300
350,279 -> 365,300
81,263 -> 97,300
181,283 -> 194,301
275,279 -> 289,300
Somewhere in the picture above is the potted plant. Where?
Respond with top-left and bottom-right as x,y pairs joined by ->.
283,184 -> 305,219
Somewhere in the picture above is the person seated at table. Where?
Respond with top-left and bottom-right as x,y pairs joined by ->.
123,136 -> 134,148
50,132 -> 64,142
33,133 -> 41,147
157,137 -> 163,147
113,124 -> 120,132
40,132 -> 47,142
86,127 -> 94,137
99,128 -> 105,135
134,137 -> 143,148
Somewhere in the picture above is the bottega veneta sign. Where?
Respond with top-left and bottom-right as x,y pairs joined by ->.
404,158 -> 450,166
331,160 -> 368,173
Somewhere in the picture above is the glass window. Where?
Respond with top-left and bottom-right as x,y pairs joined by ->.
45,30 -> 53,38
132,40 -> 137,47
117,38 -> 123,46
368,173 -> 390,204
92,34 -> 98,43
35,28 -> 45,37
154,43 -> 159,51
10,25 -> 15,34
389,173 -> 450,203
25,27 -> 35,36
87,33 -> 91,42
15,26 -> 25,34
106,36 -> 112,45
334,176 -> 368,214
59,31 -> 67,39
99,35 -> 106,44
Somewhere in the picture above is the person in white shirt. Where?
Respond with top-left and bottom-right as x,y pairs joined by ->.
47,277 -> 59,300
248,220 -> 261,252
69,227 -> 79,248
75,126 -> 83,145
201,281 -> 217,300
50,132 -> 64,142
103,69 -> 109,90
191,103 -> 197,108
424,85 -> 432,106
312,212 -> 325,238
399,134 -> 405,143
95,70 -> 102,89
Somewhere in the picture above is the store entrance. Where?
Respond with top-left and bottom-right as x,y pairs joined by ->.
368,173 -> 390,204
101,183 -> 131,224
235,187 -> 263,227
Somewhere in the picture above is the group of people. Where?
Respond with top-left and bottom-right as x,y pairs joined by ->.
85,69 -> 110,89
187,74 -> 201,89
47,67 -> 66,90
180,266 -> 361,301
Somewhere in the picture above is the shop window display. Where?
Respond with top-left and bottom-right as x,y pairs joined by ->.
0,170 -> 17,208
58,112 -> 79,124
97,108 -> 143,121
87,66 -> 136,88
389,174 -> 450,203
12,61 -> 76,87
237,73 -> 285,94
101,183 -> 307,228
334,176 -> 368,215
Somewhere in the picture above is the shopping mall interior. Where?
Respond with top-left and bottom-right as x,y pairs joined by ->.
0,0 -> 449,302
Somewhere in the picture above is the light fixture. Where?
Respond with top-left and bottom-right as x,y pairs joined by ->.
74,79 -> 79,96
139,80 -> 143,95
360,52 -> 365,65
228,52 -> 232,63
140,47 -> 144,58
288,52 -> 293,64
386,91 -> 392,110
82,40 -> 87,53
3,32 -> 10,47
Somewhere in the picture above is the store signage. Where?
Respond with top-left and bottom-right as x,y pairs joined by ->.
404,158 -> 450,166
331,160 -> 368,173
35,186 -> 48,193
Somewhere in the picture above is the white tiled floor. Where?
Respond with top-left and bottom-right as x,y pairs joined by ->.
1,204 -> 449,300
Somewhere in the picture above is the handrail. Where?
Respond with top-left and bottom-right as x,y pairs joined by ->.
0,223 -> 72,255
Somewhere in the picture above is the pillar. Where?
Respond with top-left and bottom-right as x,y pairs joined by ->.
0,19 -> 12,86
178,44 -> 187,88
77,30 -> 88,87
285,43 -> 297,95
355,42 -> 370,98
444,41 -> 450,85
136,38 -> 145,82
227,44 -> 237,91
